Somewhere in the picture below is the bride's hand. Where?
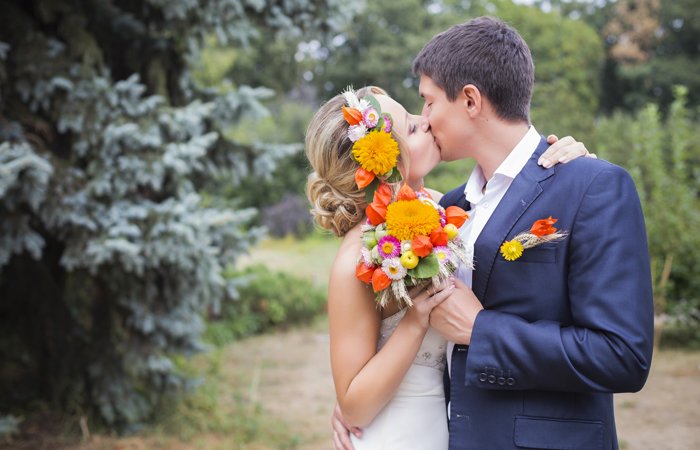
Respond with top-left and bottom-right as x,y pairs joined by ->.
540,135 -> 597,168
403,279 -> 456,330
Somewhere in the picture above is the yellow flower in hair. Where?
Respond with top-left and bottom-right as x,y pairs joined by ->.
352,131 -> 400,176
500,240 -> 524,261
385,199 -> 441,241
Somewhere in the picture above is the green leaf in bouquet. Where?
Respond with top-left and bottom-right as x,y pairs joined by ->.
366,95 -> 382,116
385,168 -> 403,183
407,253 -> 440,279
365,177 -> 380,203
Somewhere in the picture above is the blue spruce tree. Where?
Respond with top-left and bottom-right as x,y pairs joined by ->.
0,0 -> 352,429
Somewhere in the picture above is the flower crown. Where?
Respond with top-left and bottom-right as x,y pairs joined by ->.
342,88 -> 402,202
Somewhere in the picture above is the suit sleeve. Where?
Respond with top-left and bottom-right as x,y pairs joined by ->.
465,166 -> 654,393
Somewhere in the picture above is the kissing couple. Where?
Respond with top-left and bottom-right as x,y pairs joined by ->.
305,16 -> 654,450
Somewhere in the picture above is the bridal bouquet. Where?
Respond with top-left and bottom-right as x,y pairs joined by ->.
355,183 -> 472,308
340,87 -> 471,307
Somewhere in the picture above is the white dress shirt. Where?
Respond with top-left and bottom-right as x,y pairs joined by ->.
446,126 -> 542,377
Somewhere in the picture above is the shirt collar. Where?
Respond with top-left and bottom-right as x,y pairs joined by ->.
495,125 -> 541,179
463,126 -> 540,204
464,165 -> 487,205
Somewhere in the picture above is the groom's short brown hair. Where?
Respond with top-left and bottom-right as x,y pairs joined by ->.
413,16 -> 533,123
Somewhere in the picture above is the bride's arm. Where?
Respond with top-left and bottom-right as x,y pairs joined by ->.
329,241 -> 453,428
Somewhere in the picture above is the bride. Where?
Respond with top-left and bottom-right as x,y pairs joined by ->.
304,86 -> 589,449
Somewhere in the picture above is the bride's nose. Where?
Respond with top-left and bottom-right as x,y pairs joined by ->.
419,115 -> 430,133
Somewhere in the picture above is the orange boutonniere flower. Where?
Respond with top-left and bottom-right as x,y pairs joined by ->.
531,216 -> 558,237
500,216 -> 567,261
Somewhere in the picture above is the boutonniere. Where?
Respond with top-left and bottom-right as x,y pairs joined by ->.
500,216 -> 567,261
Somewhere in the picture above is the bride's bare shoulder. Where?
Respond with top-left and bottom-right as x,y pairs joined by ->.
331,223 -> 364,276
327,223 -> 378,317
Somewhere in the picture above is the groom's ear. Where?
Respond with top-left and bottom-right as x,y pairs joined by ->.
461,84 -> 482,118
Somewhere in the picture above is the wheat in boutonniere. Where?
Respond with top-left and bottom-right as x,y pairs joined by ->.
500,216 -> 567,261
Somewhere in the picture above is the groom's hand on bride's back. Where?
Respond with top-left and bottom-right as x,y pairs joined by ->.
429,279 -> 483,345
332,403 -> 359,450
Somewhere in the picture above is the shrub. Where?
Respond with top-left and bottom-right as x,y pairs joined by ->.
206,265 -> 327,346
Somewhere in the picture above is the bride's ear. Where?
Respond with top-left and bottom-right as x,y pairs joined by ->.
461,84 -> 482,118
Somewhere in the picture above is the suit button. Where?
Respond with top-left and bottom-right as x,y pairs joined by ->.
487,375 -> 496,384
506,377 -> 515,386
497,377 -> 505,385
479,373 -> 487,382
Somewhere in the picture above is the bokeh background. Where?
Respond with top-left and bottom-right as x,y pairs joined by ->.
1,0 -> 699,448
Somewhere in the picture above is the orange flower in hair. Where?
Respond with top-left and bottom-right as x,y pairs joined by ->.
355,167 -> 375,189
343,106 -> 363,126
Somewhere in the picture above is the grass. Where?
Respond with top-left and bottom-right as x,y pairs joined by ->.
145,234 -> 337,448
149,348 -> 304,449
239,231 -> 340,288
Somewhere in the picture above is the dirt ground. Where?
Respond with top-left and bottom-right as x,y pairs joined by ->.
225,324 -> 700,450
6,323 -> 699,450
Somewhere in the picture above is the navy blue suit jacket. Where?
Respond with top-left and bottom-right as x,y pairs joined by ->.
439,137 -> 654,450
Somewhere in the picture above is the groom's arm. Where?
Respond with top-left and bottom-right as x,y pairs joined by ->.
464,165 -> 654,393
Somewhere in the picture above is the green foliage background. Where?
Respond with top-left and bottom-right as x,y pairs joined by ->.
1,0 -> 699,438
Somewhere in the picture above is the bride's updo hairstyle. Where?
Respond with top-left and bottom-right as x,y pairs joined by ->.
305,86 -> 409,237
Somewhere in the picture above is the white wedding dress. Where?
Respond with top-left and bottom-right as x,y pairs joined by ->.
350,309 -> 449,450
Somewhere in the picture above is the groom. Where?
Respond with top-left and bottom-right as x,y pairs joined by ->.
335,16 -> 654,450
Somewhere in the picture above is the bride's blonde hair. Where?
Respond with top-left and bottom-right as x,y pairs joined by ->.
305,87 -> 410,237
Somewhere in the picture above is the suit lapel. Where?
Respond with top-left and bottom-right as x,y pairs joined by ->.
471,138 -> 554,303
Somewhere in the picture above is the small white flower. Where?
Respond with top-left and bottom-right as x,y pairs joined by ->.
358,98 -> 371,112
342,86 -> 361,109
348,123 -> 368,142
382,257 -> 407,281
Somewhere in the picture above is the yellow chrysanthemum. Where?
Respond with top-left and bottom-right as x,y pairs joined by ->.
500,240 -> 524,261
385,199 -> 441,241
351,131 -> 399,176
